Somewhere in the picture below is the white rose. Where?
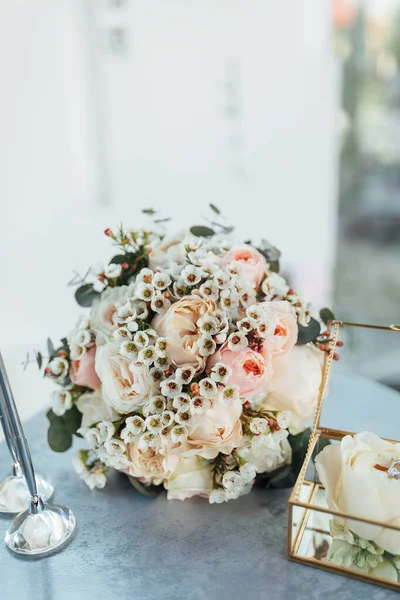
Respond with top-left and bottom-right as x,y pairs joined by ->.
237,429 -> 292,474
165,456 -> 213,500
315,432 -> 400,555
76,390 -> 118,427
261,344 -> 323,434
90,286 -> 129,343
95,342 -> 150,413
148,230 -> 187,269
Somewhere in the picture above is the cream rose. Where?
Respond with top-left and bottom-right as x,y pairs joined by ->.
261,300 -> 298,355
221,244 -> 267,289
315,432 -> 400,555
126,443 -> 170,485
95,342 -> 150,413
148,230 -> 187,269
76,390 -> 119,427
90,286 -> 129,343
152,295 -> 216,372
165,456 -> 213,500
183,397 -> 243,460
261,344 -> 323,434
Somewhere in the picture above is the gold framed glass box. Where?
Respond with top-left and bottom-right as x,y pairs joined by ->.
287,321 -> 400,591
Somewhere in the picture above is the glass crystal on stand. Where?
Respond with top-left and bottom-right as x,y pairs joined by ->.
0,403 -> 54,514
0,352 -> 76,555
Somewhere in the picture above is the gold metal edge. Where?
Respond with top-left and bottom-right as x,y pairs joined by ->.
288,555 -> 400,592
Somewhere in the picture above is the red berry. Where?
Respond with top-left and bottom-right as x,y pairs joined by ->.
333,353 -> 339,361
319,344 -> 326,351
336,340 -> 344,347
104,228 -> 113,237
121,262 -> 129,270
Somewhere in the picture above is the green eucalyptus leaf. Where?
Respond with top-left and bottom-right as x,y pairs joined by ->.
269,260 -> 280,273
190,225 -> 215,238
128,476 -> 161,498
47,418 -> 72,452
209,203 -> 221,215
47,338 -> 55,358
154,218 -> 171,224
46,409 -> 58,424
142,208 -> 156,215
36,351 -> 43,370
63,405 -> 83,436
109,252 -> 137,265
320,307 -> 335,326
297,317 -> 321,345
75,283 -> 101,308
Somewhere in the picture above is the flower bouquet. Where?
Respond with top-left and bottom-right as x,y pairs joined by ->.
38,207 -> 337,503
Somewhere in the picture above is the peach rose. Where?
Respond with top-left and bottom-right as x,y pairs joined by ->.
182,397 -> 243,459
221,244 -> 267,288
126,443 -> 170,485
152,295 -> 216,372
207,346 -> 273,398
70,346 -> 101,390
261,301 -> 298,356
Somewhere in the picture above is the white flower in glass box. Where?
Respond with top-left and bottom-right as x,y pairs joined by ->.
37,207 -> 341,503
316,431 -> 400,556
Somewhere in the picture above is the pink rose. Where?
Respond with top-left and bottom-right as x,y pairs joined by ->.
261,301 -> 298,356
208,345 -> 273,398
70,346 -> 101,390
221,245 -> 267,288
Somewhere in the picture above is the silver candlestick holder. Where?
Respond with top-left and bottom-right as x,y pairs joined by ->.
0,352 -> 76,555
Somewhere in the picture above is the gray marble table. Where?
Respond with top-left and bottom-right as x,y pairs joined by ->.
0,372 -> 399,600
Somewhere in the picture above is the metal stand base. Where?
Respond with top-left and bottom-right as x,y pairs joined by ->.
5,499 -> 76,556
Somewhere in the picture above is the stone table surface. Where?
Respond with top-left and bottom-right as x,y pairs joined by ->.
0,372 -> 399,600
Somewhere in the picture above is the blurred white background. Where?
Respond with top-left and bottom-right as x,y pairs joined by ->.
3,0 -> 400,428
0,0 -> 340,423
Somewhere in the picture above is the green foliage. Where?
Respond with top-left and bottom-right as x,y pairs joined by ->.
47,338 -> 55,358
297,317 -> 321,345
142,208 -> 156,215
288,428 -> 311,478
63,405 -> 83,436
190,225 -> 215,237
257,239 -> 281,273
320,307 -> 335,326
75,283 -> 101,308
209,203 -> 220,215
46,405 -> 82,452
47,411 -> 73,452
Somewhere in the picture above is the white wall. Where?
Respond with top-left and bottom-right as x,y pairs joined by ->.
0,0 -> 340,425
